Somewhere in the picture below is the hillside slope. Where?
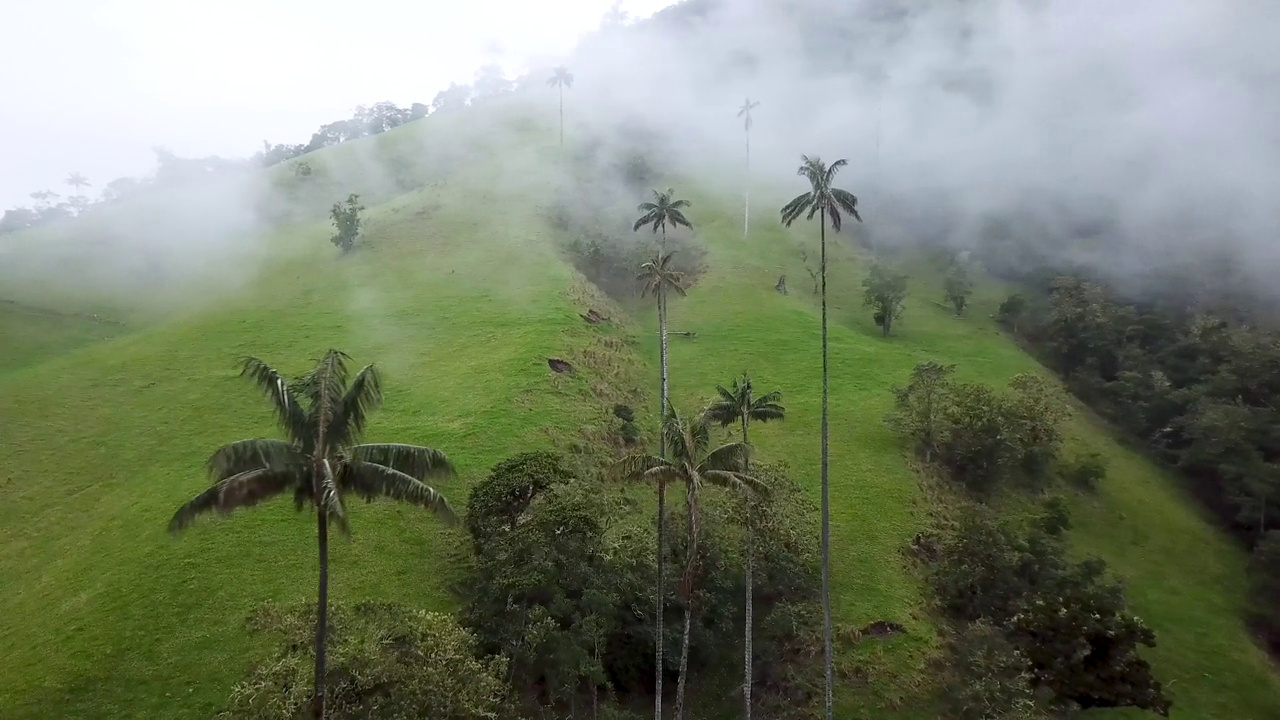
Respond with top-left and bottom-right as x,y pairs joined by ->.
1,112 -> 1277,719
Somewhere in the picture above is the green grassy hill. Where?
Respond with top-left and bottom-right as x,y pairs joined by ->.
0,108 -> 1276,719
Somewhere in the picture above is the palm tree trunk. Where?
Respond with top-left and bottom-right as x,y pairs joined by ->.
655,480 -> 667,720
559,86 -> 565,149
742,416 -> 753,720
743,130 -> 750,238
655,282 -> 670,720
673,483 -> 696,720
820,214 -> 834,720
314,503 -> 329,720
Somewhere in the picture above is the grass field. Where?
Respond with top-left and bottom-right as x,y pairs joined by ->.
0,112 -> 1277,719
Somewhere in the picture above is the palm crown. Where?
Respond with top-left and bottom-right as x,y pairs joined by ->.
617,405 -> 766,511
779,155 -> 862,232
169,349 -> 456,535
704,373 -> 785,433
737,98 -> 759,132
637,251 -> 687,301
633,188 -> 693,235
547,66 -> 574,89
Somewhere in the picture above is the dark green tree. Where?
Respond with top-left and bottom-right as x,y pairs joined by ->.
617,405 -> 766,720
547,66 -> 574,149
779,154 -> 861,719
704,373 -> 784,720
329,194 -> 366,254
945,262 -> 974,315
863,261 -> 908,336
168,350 -> 457,719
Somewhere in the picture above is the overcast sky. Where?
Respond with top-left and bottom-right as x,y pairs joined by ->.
0,0 -> 671,208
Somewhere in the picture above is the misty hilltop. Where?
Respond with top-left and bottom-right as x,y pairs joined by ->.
2,1 -> 1279,719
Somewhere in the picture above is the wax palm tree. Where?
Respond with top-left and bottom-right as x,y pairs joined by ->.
634,188 -> 693,253
704,373 -> 784,720
547,66 -> 574,148
779,155 -> 861,720
618,405 -> 767,720
635,251 -> 686,720
737,98 -> 760,238
168,349 -> 456,720
65,171 -> 90,194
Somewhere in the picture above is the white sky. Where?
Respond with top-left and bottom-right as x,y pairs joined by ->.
0,0 -> 672,208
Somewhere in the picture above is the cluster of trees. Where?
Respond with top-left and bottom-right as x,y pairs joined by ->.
991,273 -> 1280,654
889,361 -> 1171,717
0,172 -> 94,234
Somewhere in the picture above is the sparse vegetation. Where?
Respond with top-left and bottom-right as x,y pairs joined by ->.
863,260 -> 909,336
329,194 -> 366,254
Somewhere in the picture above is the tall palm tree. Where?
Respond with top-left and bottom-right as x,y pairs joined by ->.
168,350 -> 456,720
737,98 -> 760,238
635,251 -> 686,720
703,373 -> 784,720
547,66 -> 574,149
65,171 -> 90,195
779,155 -> 861,720
618,405 -> 767,720
634,188 -> 693,253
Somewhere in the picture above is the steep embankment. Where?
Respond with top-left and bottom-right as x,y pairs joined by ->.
0,119 -> 645,718
1,108 -> 1276,720
650,188 -> 1280,718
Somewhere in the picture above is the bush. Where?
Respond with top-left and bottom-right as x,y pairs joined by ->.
1059,451 -> 1108,492
925,508 -> 1170,716
329,193 -> 365,254
939,622 -> 1050,720
889,363 -> 1066,494
460,456 -> 821,716
221,601 -> 513,719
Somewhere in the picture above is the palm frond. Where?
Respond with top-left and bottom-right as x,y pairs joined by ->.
328,363 -> 383,446
701,442 -> 752,473
670,199 -> 692,210
633,209 -> 660,232
350,443 -> 455,480
295,350 -> 351,442
206,438 -> 305,481
642,464 -> 686,489
688,412 -> 713,457
666,207 -> 693,229
169,466 -> 302,533
342,460 -> 457,523
320,459 -> 351,537
750,391 -> 786,423
831,188 -> 862,224
825,158 -> 848,183
701,469 -> 768,497
663,407 -> 693,465
613,453 -> 667,481
780,192 -> 814,226
239,357 -> 309,443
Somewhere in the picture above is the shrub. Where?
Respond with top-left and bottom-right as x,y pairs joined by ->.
1058,451 -> 1108,492
940,622 -> 1049,720
925,508 -> 1170,716
221,601 -> 513,720
329,193 -> 365,254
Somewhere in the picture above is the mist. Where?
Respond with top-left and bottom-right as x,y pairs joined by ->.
556,0 -> 1280,296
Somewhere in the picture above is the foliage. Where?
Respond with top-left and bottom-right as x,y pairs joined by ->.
330,193 -> 366,254
862,261 -> 909,336
220,601 -> 513,719
460,454 -> 819,717
938,622 -> 1050,720
1004,272 -> 1280,541
1247,531 -> 1280,653
889,363 -> 1066,494
945,262 -> 975,315
926,507 -> 1171,716
633,188 -> 693,240
463,451 -> 574,555
1058,451 -> 1108,492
